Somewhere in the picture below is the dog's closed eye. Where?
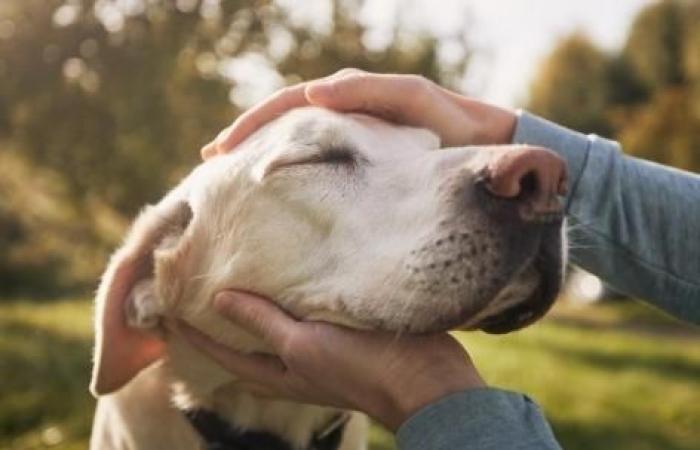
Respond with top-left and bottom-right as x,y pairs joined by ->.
306,145 -> 358,166
264,145 -> 364,176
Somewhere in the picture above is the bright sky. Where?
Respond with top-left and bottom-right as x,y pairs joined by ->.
230,0 -> 655,109
360,0 -> 655,107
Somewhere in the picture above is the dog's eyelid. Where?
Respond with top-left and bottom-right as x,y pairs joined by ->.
312,144 -> 362,165
263,144 -> 365,177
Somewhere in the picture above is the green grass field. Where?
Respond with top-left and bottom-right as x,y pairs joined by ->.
1,297 -> 698,450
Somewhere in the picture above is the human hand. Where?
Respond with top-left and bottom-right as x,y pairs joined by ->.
178,290 -> 486,431
201,69 -> 517,159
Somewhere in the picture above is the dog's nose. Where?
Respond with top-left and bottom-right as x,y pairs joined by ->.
476,146 -> 567,222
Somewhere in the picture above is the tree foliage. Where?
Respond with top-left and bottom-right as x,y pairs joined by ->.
528,0 -> 700,175
529,34 -> 614,135
0,0 -> 469,294
624,0 -> 687,89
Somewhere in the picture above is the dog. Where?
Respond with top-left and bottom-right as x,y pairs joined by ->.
89,106 -> 566,449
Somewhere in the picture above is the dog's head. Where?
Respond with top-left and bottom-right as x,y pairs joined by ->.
91,107 -> 566,395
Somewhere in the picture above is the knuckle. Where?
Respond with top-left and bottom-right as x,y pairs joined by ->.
337,72 -> 375,109
241,305 -> 269,331
403,74 -> 428,88
349,70 -> 372,83
406,75 -> 435,104
338,70 -> 371,89
277,333 -> 296,357
278,331 -> 307,364
334,67 -> 364,78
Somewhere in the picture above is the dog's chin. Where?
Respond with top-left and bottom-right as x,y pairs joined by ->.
474,241 -> 563,334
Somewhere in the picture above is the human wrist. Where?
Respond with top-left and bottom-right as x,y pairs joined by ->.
461,98 -> 517,145
376,362 -> 486,431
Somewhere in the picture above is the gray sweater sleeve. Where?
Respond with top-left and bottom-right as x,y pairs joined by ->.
396,388 -> 561,450
396,111 -> 700,450
513,111 -> 700,324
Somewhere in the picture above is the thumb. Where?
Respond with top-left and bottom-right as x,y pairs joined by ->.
214,291 -> 297,350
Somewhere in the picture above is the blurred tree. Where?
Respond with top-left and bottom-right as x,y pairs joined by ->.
604,54 -> 648,106
623,0 -> 686,90
0,151 -> 123,295
618,89 -> 700,171
683,1 -> 700,113
0,0 -> 469,294
528,34 -> 613,135
528,0 -> 699,173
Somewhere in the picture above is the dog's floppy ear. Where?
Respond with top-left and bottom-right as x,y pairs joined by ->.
90,198 -> 192,397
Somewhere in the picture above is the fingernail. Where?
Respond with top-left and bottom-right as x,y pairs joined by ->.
201,144 -> 216,160
213,129 -> 235,153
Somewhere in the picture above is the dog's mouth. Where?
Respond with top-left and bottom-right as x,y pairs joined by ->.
474,227 -> 563,334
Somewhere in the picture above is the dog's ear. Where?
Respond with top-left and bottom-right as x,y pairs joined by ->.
90,199 -> 192,397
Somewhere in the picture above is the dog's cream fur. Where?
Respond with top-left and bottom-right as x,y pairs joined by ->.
90,107 -> 564,449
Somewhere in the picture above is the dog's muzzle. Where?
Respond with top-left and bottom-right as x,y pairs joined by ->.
471,146 -> 567,333
475,223 -> 564,334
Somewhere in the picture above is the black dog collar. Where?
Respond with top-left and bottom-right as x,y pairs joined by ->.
183,408 -> 349,450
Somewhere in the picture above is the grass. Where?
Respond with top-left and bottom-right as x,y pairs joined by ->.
0,298 -> 94,450
1,297 -> 698,450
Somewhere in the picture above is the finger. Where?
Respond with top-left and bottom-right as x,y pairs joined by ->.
213,291 -> 299,350
216,83 -> 311,153
177,321 -> 287,383
200,140 -> 217,160
305,73 -> 427,120
201,124 -> 234,160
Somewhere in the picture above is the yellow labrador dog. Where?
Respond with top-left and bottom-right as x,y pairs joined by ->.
90,107 -> 566,450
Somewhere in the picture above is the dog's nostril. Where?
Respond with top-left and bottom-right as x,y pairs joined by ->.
518,171 -> 538,199
481,146 -> 566,201
473,146 -> 567,223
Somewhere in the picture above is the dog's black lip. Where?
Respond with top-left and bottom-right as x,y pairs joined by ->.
477,227 -> 563,334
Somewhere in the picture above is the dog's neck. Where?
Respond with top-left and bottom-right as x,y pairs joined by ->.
163,334 -> 343,449
182,406 -> 348,450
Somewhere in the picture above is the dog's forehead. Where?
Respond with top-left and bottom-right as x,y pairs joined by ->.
275,107 -> 439,157
184,107 -> 439,209
279,108 -> 373,144
283,113 -> 349,148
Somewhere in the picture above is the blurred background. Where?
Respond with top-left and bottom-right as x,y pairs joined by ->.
1,0 -> 698,449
